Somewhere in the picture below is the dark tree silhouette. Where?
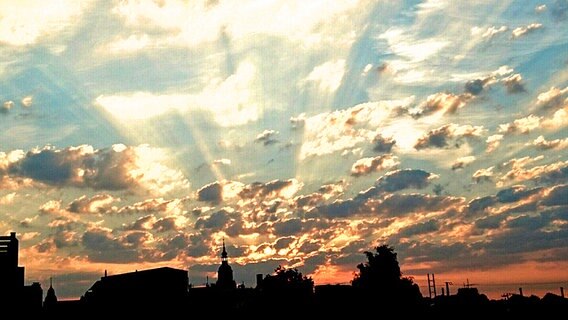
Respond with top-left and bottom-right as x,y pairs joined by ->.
261,265 -> 314,293
352,245 -> 422,305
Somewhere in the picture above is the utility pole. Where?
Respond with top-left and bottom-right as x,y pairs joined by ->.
444,281 -> 452,296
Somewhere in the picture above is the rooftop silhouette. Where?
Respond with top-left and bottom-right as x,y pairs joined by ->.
1,232 -> 566,316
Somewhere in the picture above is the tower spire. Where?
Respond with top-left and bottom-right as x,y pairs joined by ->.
221,238 -> 228,261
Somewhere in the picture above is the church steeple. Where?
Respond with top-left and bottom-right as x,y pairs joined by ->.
221,238 -> 228,263
44,277 -> 58,310
216,239 -> 236,290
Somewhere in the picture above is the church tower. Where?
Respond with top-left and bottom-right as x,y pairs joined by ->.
43,277 -> 58,311
216,239 -> 236,289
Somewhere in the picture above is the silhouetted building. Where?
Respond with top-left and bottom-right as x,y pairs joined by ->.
0,232 -> 25,290
44,277 -> 58,311
0,232 -> 43,313
216,240 -> 236,290
82,267 -> 188,312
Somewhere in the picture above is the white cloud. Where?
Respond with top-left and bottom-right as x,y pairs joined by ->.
451,156 -> 476,170
528,135 -> 568,150
302,59 -> 346,92
110,0 -> 362,50
536,86 -> 568,110
96,61 -> 261,126
486,134 -> 504,153
298,97 -> 415,159
378,28 -> 449,83
350,154 -> 399,177
0,0 -> 90,46
21,96 -> 33,108
511,23 -> 543,38
0,192 -> 16,205
498,115 -> 541,134
471,26 -> 508,39
535,5 -> 547,13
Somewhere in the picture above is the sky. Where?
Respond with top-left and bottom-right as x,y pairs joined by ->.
0,0 -> 567,299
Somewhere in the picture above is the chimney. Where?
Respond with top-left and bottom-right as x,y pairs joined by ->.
561,287 -> 565,298
519,287 -> 523,297
256,274 -> 263,289
10,232 -> 16,238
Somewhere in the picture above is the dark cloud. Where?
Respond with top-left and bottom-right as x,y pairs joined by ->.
502,74 -> 526,93
496,185 -> 542,203
273,218 -> 303,236
372,134 -> 396,153
239,179 -> 300,200
195,209 -> 232,230
474,214 -> 505,230
0,145 -> 186,194
397,219 -> 439,237
274,237 -> 296,250
466,196 -> 498,215
464,79 -> 484,95
81,228 -> 140,263
197,181 -> 223,203
373,169 -> 436,193
153,217 -> 179,232
541,184 -> 568,206
372,194 -> 463,216
414,124 -> 484,150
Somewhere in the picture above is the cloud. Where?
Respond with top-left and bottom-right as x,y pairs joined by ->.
350,154 -> 399,177
372,193 -> 464,217
410,93 -> 472,118
254,130 -> 279,146
96,61 -> 261,127
542,107 -> 568,129
536,86 -> 568,111
541,184 -> 568,206
535,4 -> 547,13
297,97 -> 414,159
239,179 -> 303,201
528,135 -> 568,150
195,209 -> 233,231
1,101 -> 13,114
470,26 -> 508,39
372,134 -> 396,153
212,159 -> 232,166
110,0 -> 362,49
473,167 -> 494,183
302,59 -> 346,92
451,156 -> 476,170
81,228 -> 140,263
498,115 -> 541,134
273,218 -> 303,237
357,169 -> 438,200
196,180 -> 244,203
0,192 -> 16,205
66,194 -> 119,214
0,1 -> 89,46
116,197 -> 186,215
501,74 -> 526,94
499,157 -> 568,186
414,124 -> 485,150
397,219 -> 439,238
486,134 -> 504,153
0,144 -> 188,195
511,23 -> 543,38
